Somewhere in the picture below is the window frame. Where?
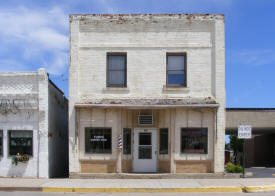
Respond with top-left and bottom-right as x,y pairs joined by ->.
8,130 -> 33,157
85,127 -> 112,154
106,52 -> 127,87
166,53 -> 187,87
159,128 -> 169,155
180,128 -> 208,154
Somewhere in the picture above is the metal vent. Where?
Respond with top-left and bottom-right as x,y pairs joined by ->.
138,115 -> 153,125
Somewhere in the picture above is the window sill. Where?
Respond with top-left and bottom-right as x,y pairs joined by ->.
162,85 -> 190,92
80,155 -> 113,161
180,153 -> 208,155
103,87 -> 130,93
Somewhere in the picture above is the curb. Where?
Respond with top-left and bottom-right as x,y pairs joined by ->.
42,186 -> 243,193
0,187 -> 42,192
1,185 -> 275,193
244,184 -> 275,193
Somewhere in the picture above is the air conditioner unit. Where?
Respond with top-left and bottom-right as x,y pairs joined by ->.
138,115 -> 153,126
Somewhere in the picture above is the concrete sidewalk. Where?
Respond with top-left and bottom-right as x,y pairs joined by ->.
0,178 -> 275,193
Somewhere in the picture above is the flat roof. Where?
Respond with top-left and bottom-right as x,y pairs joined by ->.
70,13 -> 224,20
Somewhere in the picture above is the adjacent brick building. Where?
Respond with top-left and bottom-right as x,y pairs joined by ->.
0,69 -> 68,178
69,14 -> 225,175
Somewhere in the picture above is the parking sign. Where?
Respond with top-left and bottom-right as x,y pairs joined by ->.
238,125 -> 252,139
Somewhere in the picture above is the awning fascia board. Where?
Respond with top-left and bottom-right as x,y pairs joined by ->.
75,103 -> 219,109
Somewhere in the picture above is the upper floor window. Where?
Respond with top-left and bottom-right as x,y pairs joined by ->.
107,53 -> 127,87
166,53 -> 186,86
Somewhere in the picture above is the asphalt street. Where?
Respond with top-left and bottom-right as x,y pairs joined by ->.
0,192 -> 275,196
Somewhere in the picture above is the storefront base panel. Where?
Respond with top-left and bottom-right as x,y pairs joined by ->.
122,160 -> 132,173
159,160 -> 170,173
80,160 -> 116,173
176,160 -> 212,173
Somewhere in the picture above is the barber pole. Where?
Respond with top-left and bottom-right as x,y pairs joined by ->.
118,135 -> 122,148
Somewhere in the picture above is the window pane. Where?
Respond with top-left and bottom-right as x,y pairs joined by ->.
0,131 -> 2,156
181,128 -> 208,154
139,133 -> 151,145
138,146 -> 152,159
108,55 -> 125,70
10,131 -> 32,138
108,70 -> 125,86
123,128 -> 131,155
159,128 -> 168,154
103,130 -> 112,153
9,130 -> 33,156
167,71 -> 185,85
85,128 -> 112,154
168,55 -> 185,70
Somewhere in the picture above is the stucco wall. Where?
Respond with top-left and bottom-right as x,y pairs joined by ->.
226,109 -> 275,130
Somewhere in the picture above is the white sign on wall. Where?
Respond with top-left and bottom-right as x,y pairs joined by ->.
238,125 -> 252,139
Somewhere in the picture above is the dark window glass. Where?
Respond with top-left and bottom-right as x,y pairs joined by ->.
0,131 -> 2,156
181,128 -> 208,154
138,132 -> 152,159
123,128 -> 131,155
139,133 -> 151,145
138,146 -> 152,159
107,54 -> 126,87
9,130 -> 33,156
85,128 -> 112,154
167,54 -> 186,86
159,128 -> 168,154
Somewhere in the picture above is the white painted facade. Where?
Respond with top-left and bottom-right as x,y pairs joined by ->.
69,14 -> 225,174
0,69 -> 68,178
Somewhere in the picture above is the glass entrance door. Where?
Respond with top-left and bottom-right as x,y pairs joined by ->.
133,129 -> 157,172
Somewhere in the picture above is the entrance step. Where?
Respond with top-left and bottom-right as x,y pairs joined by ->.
70,173 -> 241,179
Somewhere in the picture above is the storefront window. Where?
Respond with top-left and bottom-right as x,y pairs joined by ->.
9,130 -> 33,156
123,128 -> 131,155
159,128 -> 168,154
181,128 -> 208,154
85,128 -> 112,154
0,131 -> 3,156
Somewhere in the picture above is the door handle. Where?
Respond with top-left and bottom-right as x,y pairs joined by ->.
155,151 -> 157,155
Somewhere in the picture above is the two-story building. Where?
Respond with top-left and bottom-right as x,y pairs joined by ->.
69,14 -> 225,175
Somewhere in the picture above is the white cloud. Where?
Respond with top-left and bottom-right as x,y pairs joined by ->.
0,6 -> 68,74
229,50 -> 275,67
43,51 -> 68,75
95,0 -> 115,13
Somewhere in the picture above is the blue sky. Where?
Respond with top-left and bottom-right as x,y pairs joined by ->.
0,0 -> 274,108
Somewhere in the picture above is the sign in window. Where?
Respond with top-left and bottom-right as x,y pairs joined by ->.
85,128 -> 112,154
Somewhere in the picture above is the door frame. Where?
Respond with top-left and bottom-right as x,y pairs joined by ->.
133,128 -> 158,173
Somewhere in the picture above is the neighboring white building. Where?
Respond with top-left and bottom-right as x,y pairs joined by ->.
0,68 -> 68,178
69,14 -> 225,175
